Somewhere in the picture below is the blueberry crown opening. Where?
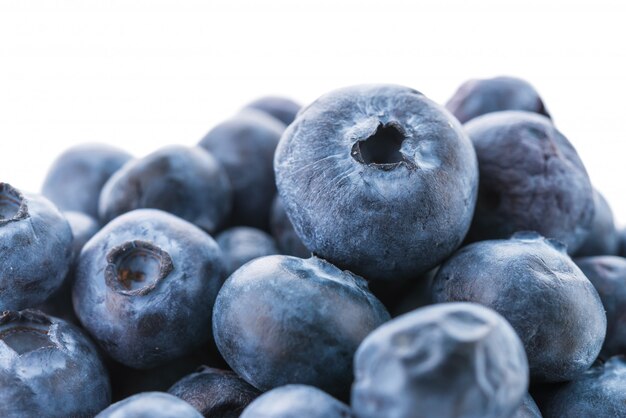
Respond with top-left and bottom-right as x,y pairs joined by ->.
351,122 -> 406,167
0,183 -> 29,225
105,240 -> 174,296
0,311 -> 54,355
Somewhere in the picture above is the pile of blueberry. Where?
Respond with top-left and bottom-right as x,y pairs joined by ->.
1,77 -> 625,418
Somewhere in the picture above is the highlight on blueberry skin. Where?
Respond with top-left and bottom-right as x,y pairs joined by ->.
72,209 -> 226,369
241,384 -> 354,418
433,232 -> 607,382
0,310 -> 111,418
168,366 -> 260,418
446,76 -> 550,123
574,189 -> 620,257
351,302 -> 528,418
274,84 -> 479,282
216,227 -> 279,277
212,255 -> 390,399
42,143 -> 132,218
99,145 -> 232,234
464,111 -> 594,254
243,96 -> 301,126
269,196 -> 310,258
95,392 -> 203,418
0,182 -> 73,311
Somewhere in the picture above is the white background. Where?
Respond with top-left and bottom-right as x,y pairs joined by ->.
0,0 -> 624,224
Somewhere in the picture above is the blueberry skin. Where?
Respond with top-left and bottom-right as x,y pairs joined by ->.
536,356 -> 626,417
42,143 -> 132,218
99,145 -> 232,234
576,256 -> 626,358
240,385 -> 353,418
446,76 -> 550,124
464,111 -> 594,254
168,366 -> 260,418
275,84 -> 478,282
73,209 -> 225,369
96,392 -> 202,418
243,96 -> 301,126
620,229 -> 626,257
64,211 -> 100,259
513,394 -> 542,418
575,190 -> 619,257
198,110 -> 285,231
0,183 -> 73,311
212,255 -> 390,399
433,232 -> 606,382
269,196 -> 310,258
351,302 -> 528,418
216,227 -> 279,277
0,310 -> 111,418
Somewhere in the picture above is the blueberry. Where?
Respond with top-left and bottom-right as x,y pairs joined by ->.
351,302 -> 528,418
446,76 -> 550,123
0,310 -> 111,417
99,145 -> 232,234
198,110 -> 284,231
168,366 -> 260,418
64,211 -> 100,259
269,196 -> 310,258
274,84 -> 478,282
240,385 -> 354,418
95,392 -> 202,418
212,255 -> 390,398
73,209 -> 225,369
513,394 -> 542,418
0,183 -> 73,311
620,229 -> 626,257
42,143 -> 132,218
368,268 -> 437,318
464,111 -> 594,254
243,96 -> 301,126
575,190 -> 619,257
433,232 -> 606,382
216,227 -> 279,277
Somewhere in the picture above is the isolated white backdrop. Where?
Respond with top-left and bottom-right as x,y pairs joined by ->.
1,0 -> 624,224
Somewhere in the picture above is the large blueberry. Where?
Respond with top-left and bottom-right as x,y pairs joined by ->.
513,394 -> 542,418
99,145 -> 232,234
0,183 -> 73,311
446,76 -> 550,123
198,110 -> 284,231
0,310 -> 111,417
269,196 -> 310,258
168,366 -> 260,418
433,232 -> 606,382
96,392 -> 202,418
464,111 -> 594,253
212,255 -> 390,399
73,209 -> 225,369
274,84 -> 478,282
241,385 -> 353,418
243,96 -> 301,126
216,227 -> 279,277
42,143 -> 132,218
575,190 -> 619,257
351,302 -> 528,418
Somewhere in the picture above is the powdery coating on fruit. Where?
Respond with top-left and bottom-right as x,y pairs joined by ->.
575,190 -> 619,257
433,232 -> 606,382
168,366 -> 260,418
576,256 -> 626,358
95,392 -> 203,418
73,209 -> 225,369
0,310 -> 111,418
198,110 -> 285,231
275,84 -> 478,282
464,111 -> 594,254
99,145 -> 232,234
243,96 -> 301,126
42,143 -> 132,218
216,227 -> 279,277
64,211 -> 100,259
445,76 -> 550,124
240,384 -> 353,418
352,302 -> 528,418
269,196 -> 310,258
212,255 -> 390,399
512,394 -> 542,418
0,184 -> 73,311
537,356 -> 626,418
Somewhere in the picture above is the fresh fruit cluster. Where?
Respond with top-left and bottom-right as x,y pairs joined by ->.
0,79 -> 624,418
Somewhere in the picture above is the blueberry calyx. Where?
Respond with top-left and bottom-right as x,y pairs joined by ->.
0,310 -> 55,355
0,183 -> 29,226
351,121 -> 412,170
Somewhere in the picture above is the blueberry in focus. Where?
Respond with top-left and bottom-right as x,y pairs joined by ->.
0,182 -> 73,311
168,366 -> 260,418
274,84 -> 478,282
433,232 -> 606,382
446,76 -> 550,123
240,384 -> 353,418
99,145 -> 232,234
351,302 -> 528,418
0,310 -> 111,418
574,189 -> 619,257
269,196 -> 310,258
464,111 -> 594,254
216,227 -> 279,277
513,394 -> 543,418
42,143 -> 132,218
198,110 -> 285,231
212,255 -> 390,398
95,392 -> 203,418
73,209 -> 225,369
243,96 -> 301,125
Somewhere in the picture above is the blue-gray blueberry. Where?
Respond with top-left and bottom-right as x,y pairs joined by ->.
243,96 -> 301,126
216,227 -> 279,277
575,189 -> 619,257
95,392 -> 202,418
